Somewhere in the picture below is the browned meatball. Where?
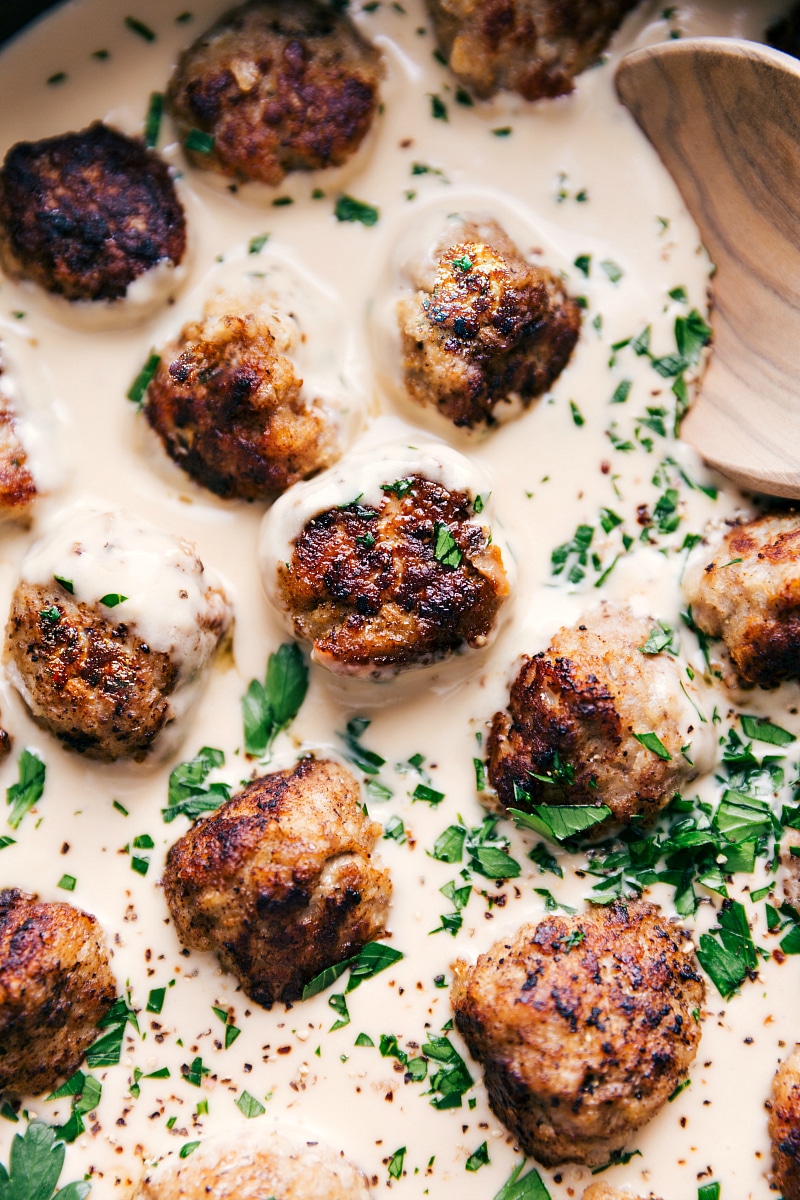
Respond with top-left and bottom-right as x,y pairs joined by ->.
397,218 -> 580,429
167,0 -> 382,186
425,0 -> 641,100
0,888 -> 117,1095
583,1188 -> 662,1200
487,604 -> 708,830
271,474 -> 510,676
7,584 -> 179,761
162,758 -> 392,1008
0,122 -> 186,302
683,513 -> 800,687
769,1046 -> 800,1199
144,303 -> 338,500
452,901 -> 704,1167
0,358 -> 36,521
135,1129 -> 371,1199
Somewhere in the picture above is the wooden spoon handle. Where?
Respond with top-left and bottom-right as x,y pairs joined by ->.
616,39 -> 800,497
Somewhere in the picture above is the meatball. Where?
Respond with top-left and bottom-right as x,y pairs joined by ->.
135,1129 -> 370,1199
162,758 -> 392,1008
0,354 -> 36,521
0,122 -> 186,303
487,604 -> 708,829
781,827 -> 800,913
167,0 -> 382,186
425,0 -> 641,101
0,888 -> 117,1095
583,1189 -> 661,1200
397,217 -> 580,429
768,4 -> 800,57
451,901 -> 704,1167
683,513 -> 800,687
769,1046 -> 800,1200
144,298 -> 338,500
5,507 -> 232,761
264,461 -> 511,677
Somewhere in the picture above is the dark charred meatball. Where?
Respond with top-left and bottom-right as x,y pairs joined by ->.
425,0 -> 641,101
162,758 -> 392,1008
6,583 -> 179,761
768,3 -> 800,56
145,300 -> 338,500
0,122 -> 186,303
167,0 -> 382,186
397,218 -> 580,428
135,1129 -> 371,1199
683,514 -> 800,688
0,889 -> 117,1095
487,604 -> 710,830
265,467 -> 510,677
452,901 -> 704,1167
769,1047 -> 800,1199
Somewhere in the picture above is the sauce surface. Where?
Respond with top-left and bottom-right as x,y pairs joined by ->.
0,2 -> 794,1198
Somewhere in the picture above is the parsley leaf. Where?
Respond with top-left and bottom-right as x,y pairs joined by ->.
241,642 -> 308,757
162,746 -> 230,823
509,804 -> 611,842
639,621 -> 679,656
334,195 -> 379,226
302,942 -> 402,999
696,899 -> 758,999
0,1121 -> 91,1200
338,717 -> 385,775
633,731 -> 672,760
433,523 -> 463,568
85,993 -> 138,1068
6,749 -> 45,830
494,1160 -> 551,1200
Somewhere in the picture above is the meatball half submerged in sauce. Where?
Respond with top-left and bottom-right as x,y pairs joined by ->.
144,289 -> 340,500
487,604 -> 712,831
0,122 -> 186,313
259,441 -> 512,677
0,889 -> 117,1095
135,1128 -> 370,1199
769,1046 -> 800,1200
5,507 -> 232,761
162,758 -> 391,1008
452,901 -> 704,1167
683,513 -> 800,687
167,0 -> 382,187
397,216 -> 580,429
425,0 -> 642,101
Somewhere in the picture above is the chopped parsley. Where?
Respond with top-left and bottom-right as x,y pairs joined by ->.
302,941 -> 402,999
144,91 -> 163,147
126,351 -> 160,405
509,803 -> 611,843
429,93 -> 447,120
334,195 -> 379,225
99,593 -> 127,608
212,1005 -> 242,1048
235,1091 -> 265,1119
494,1160 -> 552,1199
696,899 -> 759,999
639,621 -> 679,656
6,749 -> 46,830
248,233 -> 270,255
185,129 -> 215,154
124,15 -> 156,40
338,716 -> 385,775
465,1142 -> 490,1171
57,874 -> 76,892
162,746 -> 231,823
86,992 -> 139,1068
241,642 -> 308,758
551,523 -> 594,584
0,1121 -> 91,1200
633,730 -> 672,761
387,1146 -> 406,1179
433,523 -> 463,568
422,1035 -> 473,1108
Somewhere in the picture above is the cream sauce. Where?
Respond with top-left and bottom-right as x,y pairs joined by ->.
0,2 -> 795,1199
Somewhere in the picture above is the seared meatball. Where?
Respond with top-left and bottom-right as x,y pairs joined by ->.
487,604 -> 707,829
167,0 -> 382,186
135,1129 -> 370,1199
683,513 -> 800,687
583,1189 -> 661,1200
5,508 -> 232,761
452,901 -> 704,1167
0,889 -> 117,1095
0,122 -> 186,302
397,218 -> 580,429
268,470 -> 510,677
768,4 -> 800,56
769,1046 -> 800,1199
425,0 -> 641,101
144,298 -> 338,500
162,758 -> 392,1008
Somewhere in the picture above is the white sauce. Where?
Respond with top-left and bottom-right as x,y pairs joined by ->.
0,2 -> 795,1199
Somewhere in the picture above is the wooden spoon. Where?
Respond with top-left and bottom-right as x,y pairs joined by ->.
616,38 -> 800,498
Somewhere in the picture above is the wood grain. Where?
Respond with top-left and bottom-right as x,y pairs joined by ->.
616,38 -> 800,498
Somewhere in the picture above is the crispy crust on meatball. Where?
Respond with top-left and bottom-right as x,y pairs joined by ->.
277,475 -> 510,676
769,1046 -> 800,1200
397,219 -> 580,428
487,604 -> 701,828
0,889 -> 117,1095
452,901 -> 704,1167
135,1129 -> 371,1199
683,513 -> 800,688
144,305 -> 337,500
162,758 -> 392,1008
7,584 -> 180,761
0,122 -> 186,302
167,0 -> 382,186
425,0 -> 641,100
